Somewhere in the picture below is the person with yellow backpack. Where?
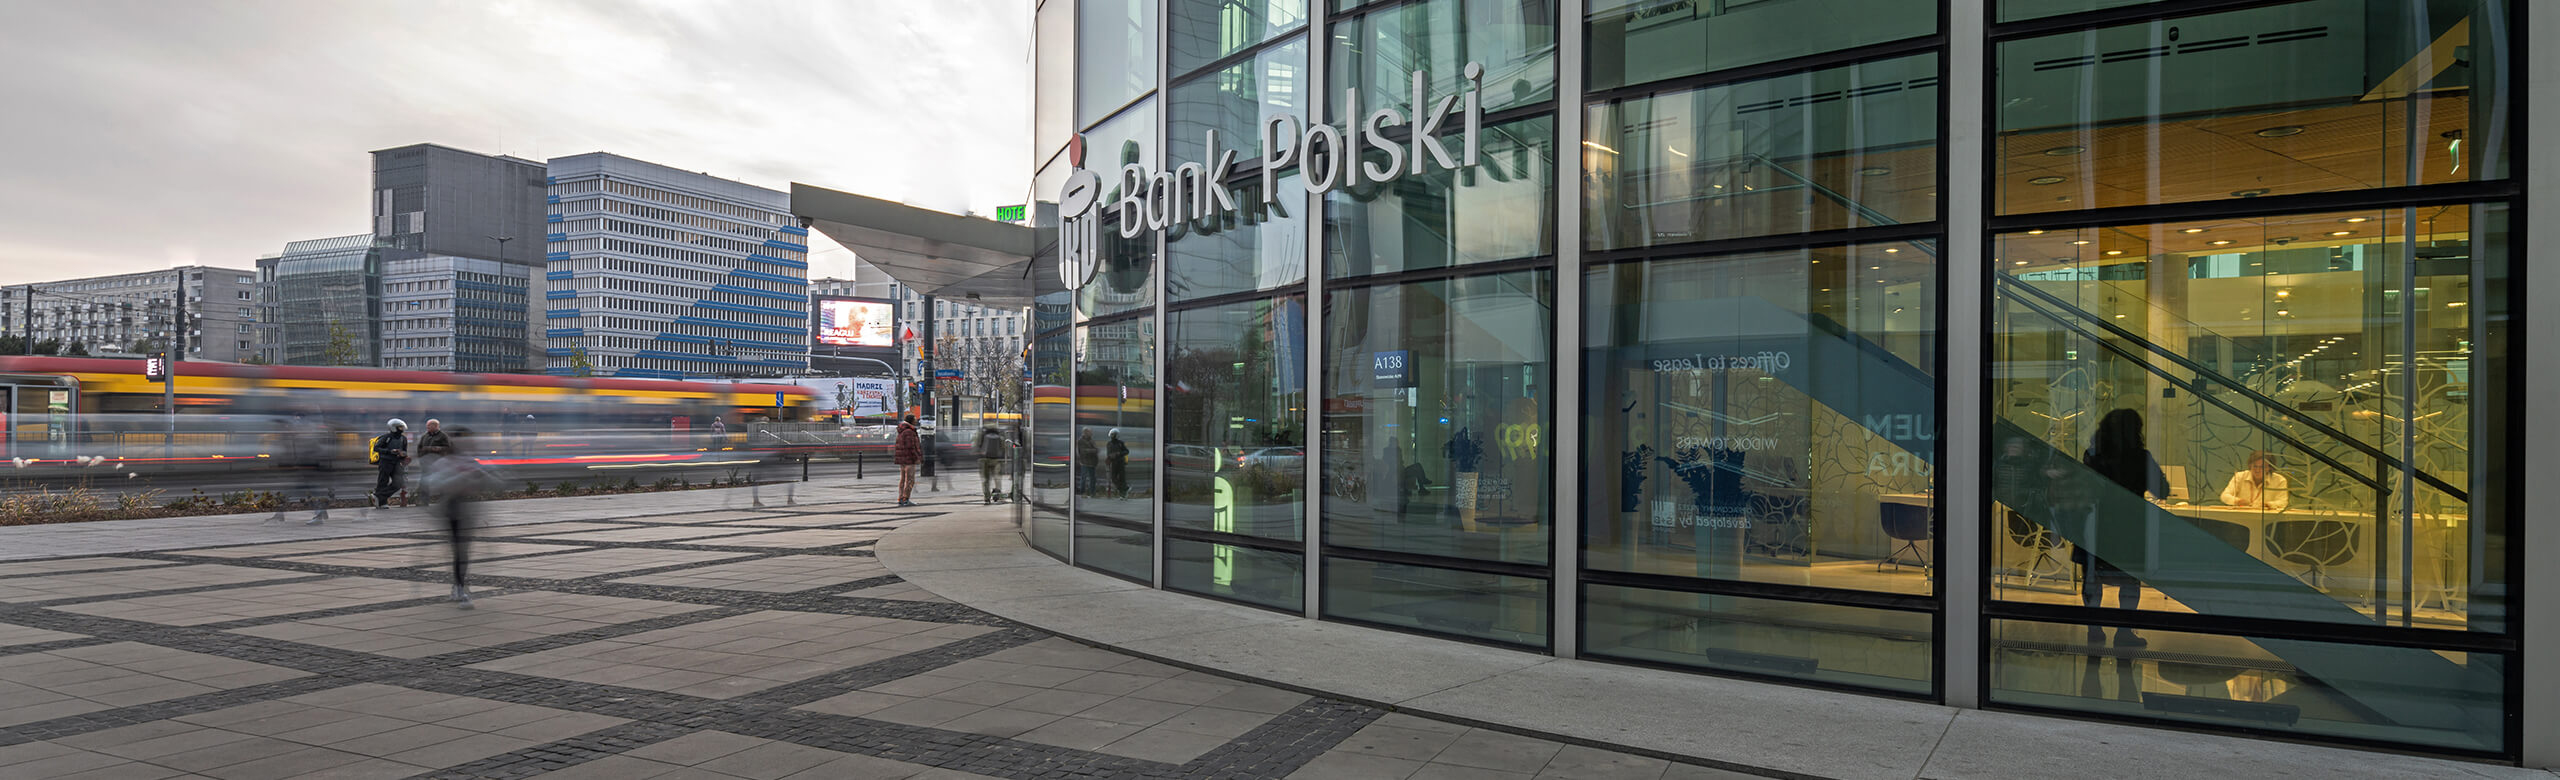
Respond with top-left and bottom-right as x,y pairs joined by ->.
370,419 -> 411,511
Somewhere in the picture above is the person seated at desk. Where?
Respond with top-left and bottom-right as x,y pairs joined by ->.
2218,450 -> 2290,511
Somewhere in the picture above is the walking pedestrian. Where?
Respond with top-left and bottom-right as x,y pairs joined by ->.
414,419 -> 452,504
426,427 -> 497,609
370,419 -> 411,512
893,414 -> 922,506
1107,429 -> 1130,499
976,423 -> 1005,504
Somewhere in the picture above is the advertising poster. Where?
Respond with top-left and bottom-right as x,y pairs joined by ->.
816,298 -> 897,348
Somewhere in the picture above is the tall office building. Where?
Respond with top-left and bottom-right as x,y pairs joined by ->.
258,235 -> 382,367
1,266 -> 259,362
542,153 -> 808,378
368,143 -> 548,372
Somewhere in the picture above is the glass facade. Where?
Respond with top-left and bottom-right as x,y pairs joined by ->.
1028,0 -> 2533,761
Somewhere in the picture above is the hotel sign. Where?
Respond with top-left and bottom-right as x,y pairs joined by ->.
1060,62 -> 1489,289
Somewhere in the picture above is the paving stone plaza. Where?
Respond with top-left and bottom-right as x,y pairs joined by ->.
0,480 -> 1737,780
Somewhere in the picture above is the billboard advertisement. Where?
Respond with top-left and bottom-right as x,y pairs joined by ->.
815,297 -> 897,348
782,377 -> 898,417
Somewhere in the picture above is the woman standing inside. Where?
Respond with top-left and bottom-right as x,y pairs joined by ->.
2078,408 -> 2170,647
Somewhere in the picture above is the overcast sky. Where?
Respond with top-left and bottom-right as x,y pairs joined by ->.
0,0 -> 1029,285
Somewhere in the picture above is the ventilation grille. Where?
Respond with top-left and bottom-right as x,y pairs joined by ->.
1734,76 -> 1941,115
2032,26 -> 2330,72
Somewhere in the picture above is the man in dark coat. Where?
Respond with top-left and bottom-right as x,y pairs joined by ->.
372,419 -> 411,510
893,415 -> 922,506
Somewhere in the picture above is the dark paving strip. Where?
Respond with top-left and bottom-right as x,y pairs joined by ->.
1183,698 -> 1385,779
7,573 -> 342,609
118,549 -> 1003,627
733,627 -> 1047,710
417,606 -> 759,667
713,707 -> 1169,780
0,561 -> 193,580
0,674 -> 353,745
0,636 -> 117,656
406,720 -> 698,780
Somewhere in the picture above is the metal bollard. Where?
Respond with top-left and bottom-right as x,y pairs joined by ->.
856,451 -> 864,479
801,454 -> 810,482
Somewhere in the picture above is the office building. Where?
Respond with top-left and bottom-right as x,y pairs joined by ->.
543,152 -> 809,378
2,266 -> 259,362
802,0 -> 2555,766
368,143 -> 549,372
258,235 -> 382,367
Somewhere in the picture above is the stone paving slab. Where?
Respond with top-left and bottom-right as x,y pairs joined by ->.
608,555 -> 887,593
0,485 -> 1827,780
524,526 -> 766,544
49,576 -> 425,627
681,529 -> 886,549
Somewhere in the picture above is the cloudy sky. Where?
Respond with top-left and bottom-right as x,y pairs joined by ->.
0,0 -> 1029,285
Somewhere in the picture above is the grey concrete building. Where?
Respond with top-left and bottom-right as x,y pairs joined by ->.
541,152 -> 807,378
2,266 -> 260,362
368,143 -> 550,372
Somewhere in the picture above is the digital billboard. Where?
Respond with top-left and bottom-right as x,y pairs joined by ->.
815,297 -> 897,348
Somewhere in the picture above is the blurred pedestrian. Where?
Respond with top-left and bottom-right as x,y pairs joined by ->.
269,413 -> 334,525
370,418 -> 410,511
414,419 -> 452,504
1076,430 -> 1098,496
1107,429 -> 1130,499
893,414 -> 921,506
426,427 -> 497,609
975,423 -> 1005,504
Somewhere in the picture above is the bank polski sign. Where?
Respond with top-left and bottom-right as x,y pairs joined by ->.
1060,63 -> 1489,289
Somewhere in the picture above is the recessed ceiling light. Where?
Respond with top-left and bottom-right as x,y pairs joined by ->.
2342,217 -> 2369,223
2256,126 -> 2306,138
2014,260 -> 2030,265
1870,266 -> 1882,270
2232,188 -> 2271,197
2181,228 -> 2206,234
1858,167 -> 1892,176
1884,248 -> 1900,254
2042,145 -> 2086,156
2070,240 -> 2092,245
2212,240 -> 2234,245
2029,176 -> 2068,186
2026,230 -> 2045,235
2329,230 -> 2354,236
2106,250 -> 2124,255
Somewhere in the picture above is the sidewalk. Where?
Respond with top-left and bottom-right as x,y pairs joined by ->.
874,511 -> 2552,780
0,482 -> 1736,779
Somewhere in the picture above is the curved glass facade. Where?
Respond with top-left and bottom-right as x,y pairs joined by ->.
1025,0 -> 2534,762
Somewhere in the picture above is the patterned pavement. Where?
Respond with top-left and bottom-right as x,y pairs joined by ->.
0,488 -> 1748,779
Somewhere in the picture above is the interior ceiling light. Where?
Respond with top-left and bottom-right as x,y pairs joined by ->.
2342,217 -> 2369,223
1884,248 -> 1900,254
2014,260 -> 2030,265
2256,126 -> 2306,138
2212,240 -> 2234,245
2070,239 -> 2092,245
2026,229 -> 2045,235
2028,176 -> 2068,186
2042,145 -> 2086,156
1582,141 -> 1619,154
2329,230 -> 2354,236
2181,228 -> 2206,234
1857,167 -> 1892,176
2232,188 -> 2271,197
2106,250 -> 2124,255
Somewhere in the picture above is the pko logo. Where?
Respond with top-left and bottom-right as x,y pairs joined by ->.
1058,62 -> 1486,291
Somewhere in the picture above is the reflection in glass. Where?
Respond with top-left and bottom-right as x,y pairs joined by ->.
1323,271 -> 1552,565
1169,0 -> 1309,77
1995,0 -> 2510,215
1083,98 -> 1159,207
1170,38 -> 1308,167
1079,0 -> 1160,125
1078,205 -> 1159,320
1167,537 -> 1305,611
1990,619 -> 2504,752
1587,0 -> 1936,91
1329,0 -> 1555,120
1072,317 -> 1157,579
1988,206 -> 2506,632
1327,116 -> 1554,279
1165,298 -> 1307,541
1030,321 -> 1075,557
1996,0 -> 2157,23
1324,557 -> 1546,646
1585,585 -> 1933,694
1035,0 -> 1078,167
1586,244 -> 1938,594
1169,171 -> 1307,300
1585,55 -> 1940,251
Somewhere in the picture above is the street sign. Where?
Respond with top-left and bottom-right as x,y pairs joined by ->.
936,369 -> 963,379
144,354 -> 168,382
774,391 -> 785,409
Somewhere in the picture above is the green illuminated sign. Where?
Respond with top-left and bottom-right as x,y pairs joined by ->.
994,205 -> 1026,223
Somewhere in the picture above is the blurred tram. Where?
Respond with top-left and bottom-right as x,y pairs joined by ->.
0,357 -> 822,469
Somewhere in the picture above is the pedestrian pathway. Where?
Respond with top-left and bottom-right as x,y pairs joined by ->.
0,484 -> 1731,779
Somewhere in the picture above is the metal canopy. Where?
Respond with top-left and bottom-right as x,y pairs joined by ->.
790,183 -> 1053,309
